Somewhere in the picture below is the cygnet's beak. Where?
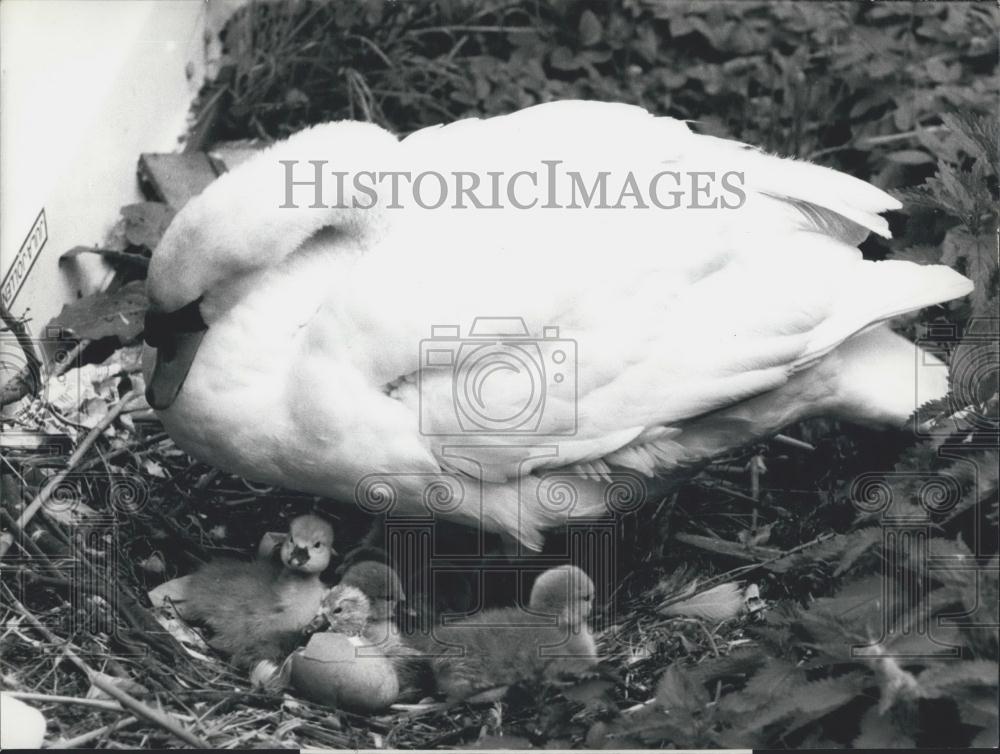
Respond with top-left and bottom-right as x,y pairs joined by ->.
305,614 -> 329,636
286,546 -> 310,567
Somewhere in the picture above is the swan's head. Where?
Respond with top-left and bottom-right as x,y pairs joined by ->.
316,585 -> 372,637
339,560 -> 406,622
529,565 -> 595,627
142,168 -> 274,410
280,513 -> 336,574
143,121 -> 399,410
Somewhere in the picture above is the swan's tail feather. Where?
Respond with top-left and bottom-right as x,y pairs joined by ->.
820,325 -> 951,427
796,260 -> 974,372
687,134 -> 900,243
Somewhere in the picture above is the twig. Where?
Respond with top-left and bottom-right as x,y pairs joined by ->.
72,431 -> 171,476
50,338 -> 91,380
672,531 -> 780,562
54,716 -> 139,748
62,248 -> 149,271
857,125 -> 946,146
0,390 -> 141,558
807,124 -> 947,160
0,508 -> 51,563
4,587 -> 210,748
698,621 -> 720,657
749,454 -> 764,501
772,433 -> 816,452
7,691 -> 123,712
407,24 -> 538,35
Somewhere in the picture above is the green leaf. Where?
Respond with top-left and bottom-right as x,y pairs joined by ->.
550,47 -> 582,71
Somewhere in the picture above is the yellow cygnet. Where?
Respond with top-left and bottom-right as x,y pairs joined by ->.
428,565 -> 599,702
183,514 -> 335,669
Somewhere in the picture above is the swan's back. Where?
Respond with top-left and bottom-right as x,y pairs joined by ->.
146,100 -> 974,546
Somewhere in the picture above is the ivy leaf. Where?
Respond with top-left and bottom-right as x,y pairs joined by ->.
550,47 -> 582,71
578,10 -> 603,47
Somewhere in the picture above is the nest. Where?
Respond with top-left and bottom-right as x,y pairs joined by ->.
2,315 -> 815,747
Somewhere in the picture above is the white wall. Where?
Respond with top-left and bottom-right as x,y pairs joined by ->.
0,0 -> 239,340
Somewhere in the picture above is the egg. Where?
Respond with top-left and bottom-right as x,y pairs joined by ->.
289,632 -> 399,712
1,693 -> 46,749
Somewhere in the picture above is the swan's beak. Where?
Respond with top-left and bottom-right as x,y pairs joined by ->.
144,299 -> 207,410
146,329 -> 206,410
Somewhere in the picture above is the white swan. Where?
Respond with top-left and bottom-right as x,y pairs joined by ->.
143,101 -> 972,548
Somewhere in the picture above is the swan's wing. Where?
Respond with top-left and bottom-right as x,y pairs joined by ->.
403,99 -> 900,242
307,101 -> 972,483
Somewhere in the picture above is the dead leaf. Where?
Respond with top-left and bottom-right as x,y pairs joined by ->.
138,552 -> 167,575
47,281 -> 148,343
121,202 -> 175,250
142,460 -> 167,479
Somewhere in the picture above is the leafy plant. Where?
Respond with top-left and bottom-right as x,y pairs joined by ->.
891,110 -> 999,320
206,0 -> 999,179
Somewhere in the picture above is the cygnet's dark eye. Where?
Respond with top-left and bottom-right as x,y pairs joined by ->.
332,606 -> 343,614
313,542 -> 322,549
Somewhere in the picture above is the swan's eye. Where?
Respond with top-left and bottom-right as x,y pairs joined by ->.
313,542 -> 322,549
332,606 -> 343,614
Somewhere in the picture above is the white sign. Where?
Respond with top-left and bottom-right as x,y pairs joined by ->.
1,209 -> 47,310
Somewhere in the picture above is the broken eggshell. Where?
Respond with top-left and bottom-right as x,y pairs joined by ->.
289,632 -> 399,712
